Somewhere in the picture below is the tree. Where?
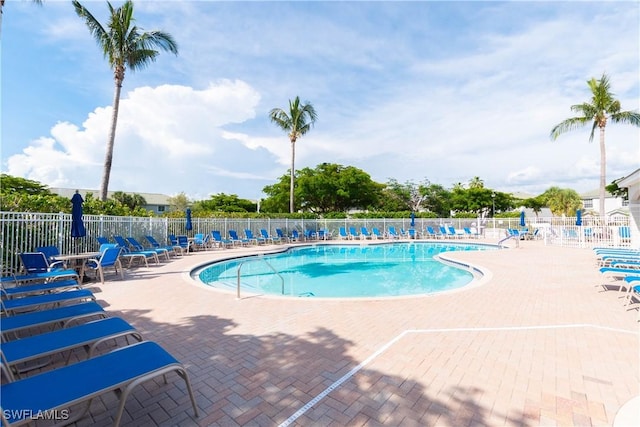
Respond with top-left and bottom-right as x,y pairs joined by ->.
269,96 -> 317,213
523,196 -> 546,218
541,187 -> 582,216
111,191 -> 146,211
167,192 -> 190,213
296,163 -> 383,213
550,73 -> 640,217
73,0 -> 178,201
193,193 -> 257,213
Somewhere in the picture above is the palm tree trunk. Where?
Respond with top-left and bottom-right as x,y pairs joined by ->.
100,77 -> 123,201
290,139 -> 296,213
598,126 -> 606,218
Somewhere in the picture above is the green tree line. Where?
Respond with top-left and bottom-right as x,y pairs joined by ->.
1,169 -> 587,218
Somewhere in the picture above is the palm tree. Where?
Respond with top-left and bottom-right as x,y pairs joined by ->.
269,97 -> 318,213
550,73 -> 640,217
73,0 -> 178,201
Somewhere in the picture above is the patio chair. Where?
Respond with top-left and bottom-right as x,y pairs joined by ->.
338,227 -> 350,240
619,226 -> 631,243
0,341 -> 199,426
113,235 -> 160,265
371,227 -> 385,239
96,236 -> 110,245
126,236 -> 171,260
229,230 -> 250,246
176,235 -> 191,253
463,227 -> 479,239
244,229 -> 266,245
349,227 -> 361,240
260,228 -> 279,244
34,245 -> 61,265
1,278 -> 81,299
192,233 -> 207,251
290,230 -> 301,242
82,246 -> 124,284
275,228 -> 290,243
1,301 -> 107,340
425,226 -> 442,239
145,235 -> 184,256
0,269 -> 80,286
1,288 -> 95,316
360,227 -> 373,239
211,231 -> 233,248
18,252 -> 66,274
387,226 -> 401,239
2,317 -> 143,378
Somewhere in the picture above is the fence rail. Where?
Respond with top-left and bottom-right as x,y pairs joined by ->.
0,212 -> 631,272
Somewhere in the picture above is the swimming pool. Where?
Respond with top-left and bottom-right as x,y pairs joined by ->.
195,242 -> 495,298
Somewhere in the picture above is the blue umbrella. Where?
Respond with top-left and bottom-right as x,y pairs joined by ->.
185,208 -> 193,231
71,191 -> 86,238
519,210 -> 526,227
410,212 -> 415,227
576,209 -> 582,226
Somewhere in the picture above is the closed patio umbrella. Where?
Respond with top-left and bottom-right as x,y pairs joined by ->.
185,208 -> 193,231
71,191 -> 86,238
576,209 -> 582,226
410,212 -> 415,227
519,210 -> 526,227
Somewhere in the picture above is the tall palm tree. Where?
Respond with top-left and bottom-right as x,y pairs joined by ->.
73,0 -> 178,201
550,73 -> 640,218
269,97 -> 318,213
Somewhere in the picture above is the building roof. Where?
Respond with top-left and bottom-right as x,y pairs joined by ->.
49,188 -> 171,206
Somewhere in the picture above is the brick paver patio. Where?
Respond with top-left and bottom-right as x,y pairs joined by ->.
48,239 -> 638,426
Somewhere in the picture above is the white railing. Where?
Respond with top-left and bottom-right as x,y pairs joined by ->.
0,211 -> 631,272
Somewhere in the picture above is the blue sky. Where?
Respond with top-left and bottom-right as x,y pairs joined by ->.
2,1 -> 639,201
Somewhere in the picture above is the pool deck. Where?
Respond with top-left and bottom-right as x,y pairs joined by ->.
70,238 -> 638,426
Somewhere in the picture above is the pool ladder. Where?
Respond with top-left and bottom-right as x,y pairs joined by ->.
236,257 -> 284,299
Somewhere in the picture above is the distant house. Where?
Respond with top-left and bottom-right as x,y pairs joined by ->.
49,188 -> 171,215
616,168 -> 639,247
579,188 -> 629,217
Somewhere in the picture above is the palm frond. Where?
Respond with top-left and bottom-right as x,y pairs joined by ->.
549,117 -> 590,140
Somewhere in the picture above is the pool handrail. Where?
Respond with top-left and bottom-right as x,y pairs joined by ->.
236,257 -> 285,299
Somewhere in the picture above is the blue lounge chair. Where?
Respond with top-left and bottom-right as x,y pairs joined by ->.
360,227 -> 373,240
463,227 -> 479,239
211,231 -> 233,248
260,228 -> 279,244
1,301 -> 107,339
244,229 -> 266,245
96,236 -> 110,245
34,245 -> 62,266
18,252 -> 66,274
275,228 -> 290,243
371,227 -> 385,239
0,269 -> 80,286
113,235 -> 160,265
387,226 -> 401,239
408,228 -> 417,239
1,341 -> 199,426
290,230 -> 301,242
1,288 -> 95,315
349,226 -> 361,240
619,226 -> 631,243
126,236 -> 171,260
338,227 -> 350,240
145,235 -> 183,256
2,317 -> 143,376
1,278 -> 81,299
82,246 -> 124,284
229,230 -> 250,246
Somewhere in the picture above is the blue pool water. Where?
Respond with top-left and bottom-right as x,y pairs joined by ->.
196,242 -> 494,298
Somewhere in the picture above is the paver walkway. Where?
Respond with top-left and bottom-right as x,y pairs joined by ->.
61,239 -> 638,426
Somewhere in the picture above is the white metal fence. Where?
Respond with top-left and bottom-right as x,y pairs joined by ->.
0,211 -> 631,272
